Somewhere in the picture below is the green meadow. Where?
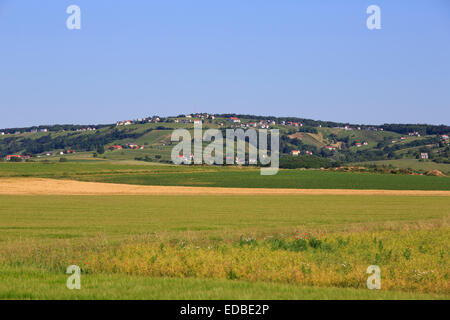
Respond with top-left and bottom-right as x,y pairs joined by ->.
1,267 -> 448,300
0,162 -> 449,190
356,159 -> 450,174
0,194 -> 449,299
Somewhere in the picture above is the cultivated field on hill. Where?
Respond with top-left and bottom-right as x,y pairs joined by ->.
356,159 -> 450,174
0,192 -> 448,299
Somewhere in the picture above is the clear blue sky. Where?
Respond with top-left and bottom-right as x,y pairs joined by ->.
1,0 -> 449,128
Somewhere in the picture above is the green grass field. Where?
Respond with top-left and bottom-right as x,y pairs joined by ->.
356,159 -> 450,174
0,162 -> 449,190
0,193 -> 449,299
0,162 -> 448,299
2,267 -> 448,300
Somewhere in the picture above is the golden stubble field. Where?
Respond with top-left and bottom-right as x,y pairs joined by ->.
1,177 -> 449,196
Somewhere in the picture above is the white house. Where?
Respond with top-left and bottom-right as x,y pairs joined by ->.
228,117 -> 241,123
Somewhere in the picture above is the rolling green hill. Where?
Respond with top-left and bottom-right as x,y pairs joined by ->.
1,114 -> 449,171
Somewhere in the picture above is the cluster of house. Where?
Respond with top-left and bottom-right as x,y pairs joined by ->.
108,143 -> 144,150
5,155 -> 31,161
116,116 -> 162,126
355,142 -> 369,147
111,115 -> 406,134
337,125 -> 355,131
174,119 -> 192,124
226,117 -> 274,129
281,121 -> 303,127
117,114 -> 228,127
441,135 -> 449,142
29,128 -> 49,133
0,127 -> 100,135
173,114 -> 215,124
391,137 -> 407,144
183,116 -> 277,129
364,126 -> 383,132
238,119 -> 277,129
178,153 -> 194,162
334,126 -> 384,132
57,149 -> 75,155
5,149 -> 77,160
228,117 -> 240,123
176,154 -> 259,164
188,113 -> 215,120
290,150 -> 313,156
75,127 -> 96,132
257,119 -> 276,128
408,131 -> 421,137
1,128 -> 49,135
39,150 -> 75,157
116,120 -> 134,126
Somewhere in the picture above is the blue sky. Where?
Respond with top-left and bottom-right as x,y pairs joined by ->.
0,0 -> 449,128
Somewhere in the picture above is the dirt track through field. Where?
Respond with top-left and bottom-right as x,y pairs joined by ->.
0,178 -> 449,196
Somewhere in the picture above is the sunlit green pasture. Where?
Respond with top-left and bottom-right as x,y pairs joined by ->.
0,194 -> 449,299
1,266 -> 447,300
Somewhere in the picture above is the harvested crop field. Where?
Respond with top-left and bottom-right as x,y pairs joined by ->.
1,178 -> 450,196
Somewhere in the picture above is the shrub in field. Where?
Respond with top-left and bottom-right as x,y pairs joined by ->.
308,238 -> 322,249
290,239 -> 308,252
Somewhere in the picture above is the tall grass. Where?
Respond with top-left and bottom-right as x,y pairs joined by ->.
1,228 -> 448,294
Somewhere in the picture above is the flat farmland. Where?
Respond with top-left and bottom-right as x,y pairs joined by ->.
0,193 -> 449,299
0,162 -> 449,190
